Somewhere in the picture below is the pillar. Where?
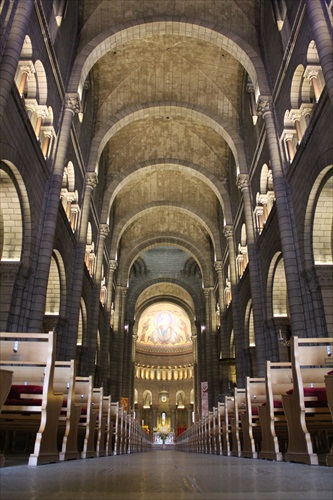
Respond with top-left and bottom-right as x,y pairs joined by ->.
102,260 -> 117,390
237,173 -> 268,376
0,0 -> 34,125
305,0 -> 333,105
214,261 -> 229,395
62,171 -> 98,361
223,225 -> 246,387
257,97 -> 310,337
85,223 -> 110,378
26,94 -> 81,334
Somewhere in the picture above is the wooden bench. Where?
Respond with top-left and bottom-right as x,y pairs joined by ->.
216,401 -> 225,456
325,372 -> 333,466
92,387 -> 106,457
74,376 -> 98,459
231,387 -> 246,457
222,396 -> 234,456
110,401 -> 120,455
54,360 -> 82,461
282,336 -> 333,465
240,377 -> 266,459
0,331 -> 63,466
103,395 -> 112,456
0,368 -> 13,467
258,361 -> 292,461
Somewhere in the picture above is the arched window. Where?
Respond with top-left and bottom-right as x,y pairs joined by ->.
0,167 -> 23,262
237,224 -> 248,278
85,223 -> 96,276
61,162 -> 80,232
254,164 -> 275,233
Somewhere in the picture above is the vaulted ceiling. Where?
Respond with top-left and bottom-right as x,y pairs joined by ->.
75,1 -> 262,325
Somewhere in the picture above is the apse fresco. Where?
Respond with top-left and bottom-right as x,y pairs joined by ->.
137,303 -> 192,346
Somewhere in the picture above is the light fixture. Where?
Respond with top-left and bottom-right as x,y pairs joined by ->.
278,329 -> 290,347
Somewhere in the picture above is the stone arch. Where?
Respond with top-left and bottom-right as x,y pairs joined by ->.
0,166 -> 23,262
312,175 -> 333,265
104,159 -> 231,223
143,389 -> 152,408
34,60 -> 48,105
245,299 -> 255,347
69,19 -> 267,98
272,256 -> 288,318
110,202 -> 220,260
118,237 -> 213,287
304,166 -> 333,267
290,64 -> 304,108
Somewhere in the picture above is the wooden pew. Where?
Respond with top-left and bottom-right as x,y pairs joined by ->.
54,360 -> 82,461
325,372 -> 333,466
222,396 -> 234,456
282,336 -> 333,465
0,331 -> 63,466
110,401 -> 120,455
231,387 -> 246,457
92,387 -> 106,457
75,376 -> 98,459
216,401 -> 225,455
258,361 -> 292,461
240,377 -> 266,459
103,395 -> 112,456
0,368 -> 13,467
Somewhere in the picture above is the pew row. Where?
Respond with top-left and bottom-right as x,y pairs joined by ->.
282,337 -> 333,465
258,361 -> 292,461
0,331 -> 63,466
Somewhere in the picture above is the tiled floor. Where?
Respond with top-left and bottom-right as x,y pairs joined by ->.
0,450 -> 332,500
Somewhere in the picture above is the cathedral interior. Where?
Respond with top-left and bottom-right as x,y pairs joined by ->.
0,0 -> 332,443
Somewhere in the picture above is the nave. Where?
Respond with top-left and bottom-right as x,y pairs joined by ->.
0,450 -> 332,500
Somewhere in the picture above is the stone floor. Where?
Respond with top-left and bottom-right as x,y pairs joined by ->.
0,450 -> 332,500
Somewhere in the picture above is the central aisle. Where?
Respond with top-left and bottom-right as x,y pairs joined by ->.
0,450 -> 332,500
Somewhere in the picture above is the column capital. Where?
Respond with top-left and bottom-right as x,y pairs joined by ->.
109,259 -> 118,271
18,60 -> 35,76
246,81 -> 255,93
99,223 -> 110,238
257,96 -> 272,115
303,65 -> 320,80
236,173 -> 250,191
36,105 -> 49,118
65,93 -> 81,114
223,225 -> 234,240
214,261 -> 223,273
41,126 -> 53,138
85,172 -> 98,189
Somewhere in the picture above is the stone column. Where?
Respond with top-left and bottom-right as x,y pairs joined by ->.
111,286 -> 127,400
204,287 -> 219,408
85,223 -> 109,379
192,332 -> 200,420
27,94 -> 81,334
237,173 -> 268,376
17,61 -> 35,96
214,261 -> 229,396
223,225 -> 245,387
102,260 -> 117,390
171,408 -> 176,433
61,171 -> 98,361
0,0 -> 34,125
304,66 -> 322,102
257,97 -> 309,337
305,0 -> 333,105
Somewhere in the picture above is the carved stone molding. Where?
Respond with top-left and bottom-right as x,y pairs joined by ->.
65,93 -> 81,114
237,173 -> 250,191
85,172 -> 98,189
257,96 -> 271,115
99,223 -> 110,238
223,225 -> 234,239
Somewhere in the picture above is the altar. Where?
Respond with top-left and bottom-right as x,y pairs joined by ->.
153,432 -> 175,445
